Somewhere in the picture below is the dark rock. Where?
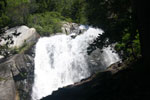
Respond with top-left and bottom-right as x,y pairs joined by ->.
87,49 -> 106,74
41,58 -> 150,100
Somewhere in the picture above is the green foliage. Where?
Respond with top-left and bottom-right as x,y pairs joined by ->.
34,0 -> 87,24
27,12 -> 65,36
115,32 -> 141,59
0,77 -> 6,81
71,0 -> 88,24
13,42 -> 34,53
0,0 -> 8,29
0,13 -> 10,28
0,0 -> 88,29
0,0 -> 5,13
132,33 -> 141,56
87,0 -> 133,42
36,0 -> 73,14
0,0 -> 31,28
5,0 -> 30,27
86,0 -> 142,59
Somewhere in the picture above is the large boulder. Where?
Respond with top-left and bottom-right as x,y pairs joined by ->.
0,25 -> 40,48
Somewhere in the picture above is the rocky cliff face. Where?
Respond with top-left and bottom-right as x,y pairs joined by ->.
0,60 -> 16,100
0,54 -> 34,100
0,25 -> 38,100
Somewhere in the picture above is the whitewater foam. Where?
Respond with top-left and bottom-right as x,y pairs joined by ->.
32,26 -> 119,100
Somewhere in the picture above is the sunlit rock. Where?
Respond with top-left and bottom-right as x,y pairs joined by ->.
0,25 -> 39,48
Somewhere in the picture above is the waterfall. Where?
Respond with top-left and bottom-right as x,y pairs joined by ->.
31,26 -> 120,100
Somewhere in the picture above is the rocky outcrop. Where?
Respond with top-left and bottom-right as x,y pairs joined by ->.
0,25 -> 36,99
0,25 -> 39,60
0,25 -> 37,100
0,54 -> 34,100
61,22 -> 79,35
87,49 -> 107,73
61,22 -> 87,35
0,25 -> 39,48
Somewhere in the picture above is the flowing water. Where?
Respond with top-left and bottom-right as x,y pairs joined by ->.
31,26 -> 120,100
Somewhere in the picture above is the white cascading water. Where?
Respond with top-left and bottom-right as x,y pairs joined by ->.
32,26 -> 120,100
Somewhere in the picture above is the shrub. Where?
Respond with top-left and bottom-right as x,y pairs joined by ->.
115,32 -> 141,59
27,12 -> 67,36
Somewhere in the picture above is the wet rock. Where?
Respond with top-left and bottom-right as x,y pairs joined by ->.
61,22 -> 87,35
87,49 -> 106,73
